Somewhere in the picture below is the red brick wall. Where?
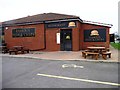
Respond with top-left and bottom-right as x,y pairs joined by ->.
4,24 -> 45,50
80,23 -> 110,49
4,22 -> 110,51
45,28 -> 60,51
45,21 -> 81,51
72,21 -> 81,51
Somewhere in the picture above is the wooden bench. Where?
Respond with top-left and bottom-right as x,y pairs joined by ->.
102,51 -> 111,60
82,50 -> 92,57
106,48 -> 110,51
82,51 -> 99,60
9,49 -> 18,55
2,48 -> 9,54
9,49 -> 26,55
0,46 -> 9,54
9,46 -> 30,55
9,46 -> 24,55
82,51 -> 86,57
23,48 -> 30,53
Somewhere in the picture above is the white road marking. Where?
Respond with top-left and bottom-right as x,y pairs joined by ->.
62,64 -> 84,68
74,65 -> 84,68
37,73 -> 120,86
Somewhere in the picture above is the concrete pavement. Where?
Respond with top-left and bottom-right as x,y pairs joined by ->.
1,45 -> 120,63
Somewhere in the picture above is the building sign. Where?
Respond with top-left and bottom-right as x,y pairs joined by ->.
56,33 -> 60,44
84,28 -> 106,42
46,21 -> 76,28
12,28 -> 35,38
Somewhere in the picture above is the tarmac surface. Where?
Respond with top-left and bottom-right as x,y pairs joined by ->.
1,45 -> 120,63
2,57 -> 119,88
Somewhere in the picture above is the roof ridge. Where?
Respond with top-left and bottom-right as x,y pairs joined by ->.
47,12 -> 79,17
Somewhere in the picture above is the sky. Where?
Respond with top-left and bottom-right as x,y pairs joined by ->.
0,0 -> 119,34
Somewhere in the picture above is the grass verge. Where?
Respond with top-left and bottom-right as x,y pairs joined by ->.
110,42 -> 120,50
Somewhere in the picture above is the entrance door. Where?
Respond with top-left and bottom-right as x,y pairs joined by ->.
60,29 -> 72,51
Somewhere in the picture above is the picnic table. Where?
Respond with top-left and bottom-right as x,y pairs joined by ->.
87,46 -> 106,53
13,46 -> 24,51
9,46 -> 29,55
0,46 -> 9,53
82,46 -> 111,60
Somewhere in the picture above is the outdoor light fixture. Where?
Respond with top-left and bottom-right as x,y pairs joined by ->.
5,27 -> 8,30
90,30 -> 99,36
68,22 -> 76,27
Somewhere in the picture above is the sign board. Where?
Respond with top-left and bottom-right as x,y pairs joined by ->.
46,21 -> 76,28
56,33 -> 60,44
84,28 -> 106,42
12,28 -> 35,38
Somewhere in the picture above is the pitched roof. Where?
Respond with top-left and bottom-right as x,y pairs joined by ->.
2,13 -> 112,28
2,13 -> 80,26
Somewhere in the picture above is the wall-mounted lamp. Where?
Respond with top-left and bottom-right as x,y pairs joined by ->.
90,30 -> 99,36
5,27 -> 8,30
68,22 -> 76,27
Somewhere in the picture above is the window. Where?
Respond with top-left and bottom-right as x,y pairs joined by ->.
0,27 -> 4,45
12,28 -> 35,38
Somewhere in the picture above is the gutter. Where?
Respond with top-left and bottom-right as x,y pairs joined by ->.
2,21 -> 44,27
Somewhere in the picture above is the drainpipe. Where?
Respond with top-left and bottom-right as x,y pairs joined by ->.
43,21 -> 46,50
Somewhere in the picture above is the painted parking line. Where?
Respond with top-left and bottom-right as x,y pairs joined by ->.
62,64 -> 84,68
37,73 -> 120,86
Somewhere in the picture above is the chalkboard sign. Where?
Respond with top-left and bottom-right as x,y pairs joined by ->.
12,28 -> 35,38
84,28 -> 106,42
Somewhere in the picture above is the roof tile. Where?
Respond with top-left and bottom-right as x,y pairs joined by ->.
3,13 -> 79,26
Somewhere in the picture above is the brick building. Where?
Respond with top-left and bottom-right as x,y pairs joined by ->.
2,13 -> 112,51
